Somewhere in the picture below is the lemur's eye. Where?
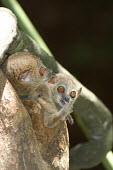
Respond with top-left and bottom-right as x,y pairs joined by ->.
39,67 -> 45,76
57,86 -> 65,93
70,91 -> 76,98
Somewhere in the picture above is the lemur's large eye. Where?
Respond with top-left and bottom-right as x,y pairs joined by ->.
70,91 -> 76,98
57,86 -> 65,93
39,67 -> 45,76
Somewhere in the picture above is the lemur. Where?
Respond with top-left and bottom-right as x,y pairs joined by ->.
1,51 -> 55,98
27,73 -> 82,128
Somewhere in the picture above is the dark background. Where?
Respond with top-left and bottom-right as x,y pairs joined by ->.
1,0 -> 113,169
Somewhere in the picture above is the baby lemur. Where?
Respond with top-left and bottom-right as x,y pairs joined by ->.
30,73 -> 82,128
2,52 -> 54,98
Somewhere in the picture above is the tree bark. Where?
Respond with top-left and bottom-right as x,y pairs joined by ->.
0,69 -> 49,170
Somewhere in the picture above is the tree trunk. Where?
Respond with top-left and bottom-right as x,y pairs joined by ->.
0,69 -> 48,170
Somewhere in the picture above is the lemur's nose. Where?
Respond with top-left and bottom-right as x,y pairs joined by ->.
64,95 -> 70,102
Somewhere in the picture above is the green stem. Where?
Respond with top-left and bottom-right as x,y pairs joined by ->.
74,113 -> 90,138
1,1 -> 113,170
102,151 -> 113,170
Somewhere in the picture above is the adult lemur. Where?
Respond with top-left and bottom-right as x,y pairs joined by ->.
2,51 -> 54,98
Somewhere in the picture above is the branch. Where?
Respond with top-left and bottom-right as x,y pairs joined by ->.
0,0 -> 52,55
0,7 -> 17,64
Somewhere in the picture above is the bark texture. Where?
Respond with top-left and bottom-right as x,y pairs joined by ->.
22,99 -> 69,170
0,70 -> 48,170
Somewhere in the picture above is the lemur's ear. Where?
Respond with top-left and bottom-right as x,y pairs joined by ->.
18,70 -> 33,82
78,87 -> 82,95
48,74 -> 57,84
